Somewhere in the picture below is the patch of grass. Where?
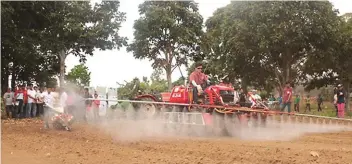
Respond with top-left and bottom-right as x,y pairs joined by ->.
288,101 -> 352,119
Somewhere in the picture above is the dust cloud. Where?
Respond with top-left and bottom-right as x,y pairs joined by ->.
92,104 -> 352,143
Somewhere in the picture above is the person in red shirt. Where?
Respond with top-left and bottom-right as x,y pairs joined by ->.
281,82 -> 293,113
189,63 -> 208,104
92,93 -> 100,121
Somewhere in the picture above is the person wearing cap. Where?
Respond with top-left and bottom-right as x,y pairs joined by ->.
189,62 -> 208,104
336,84 -> 345,118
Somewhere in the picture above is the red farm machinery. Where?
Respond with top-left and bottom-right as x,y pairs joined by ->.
127,82 -> 293,136
88,80 -> 352,136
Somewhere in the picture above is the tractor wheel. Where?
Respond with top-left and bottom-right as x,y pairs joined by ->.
135,103 -> 157,119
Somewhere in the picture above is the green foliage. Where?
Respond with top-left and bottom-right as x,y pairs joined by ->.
66,64 -> 91,87
117,77 -> 141,99
203,1 -> 340,94
1,1 -> 127,91
127,1 -> 203,90
172,77 -> 186,86
303,15 -> 352,110
1,1 -> 60,91
117,69 -> 169,99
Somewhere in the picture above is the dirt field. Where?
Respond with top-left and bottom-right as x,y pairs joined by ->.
2,119 -> 352,164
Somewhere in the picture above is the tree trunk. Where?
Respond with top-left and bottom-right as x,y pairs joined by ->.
1,71 -> 9,95
241,77 -> 248,93
10,62 -> 18,89
165,66 -> 172,91
11,74 -> 16,90
59,50 -> 67,88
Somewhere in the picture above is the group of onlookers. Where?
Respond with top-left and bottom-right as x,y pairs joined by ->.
3,84 -> 104,129
2,85 -> 55,119
267,83 -> 347,118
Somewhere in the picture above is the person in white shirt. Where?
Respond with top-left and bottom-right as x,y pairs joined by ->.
249,90 -> 262,108
26,84 -> 37,118
3,88 -> 14,118
43,88 -> 54,129
36,87 -> 45,117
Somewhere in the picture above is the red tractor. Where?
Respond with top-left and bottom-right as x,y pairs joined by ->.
130,82 -> 270,136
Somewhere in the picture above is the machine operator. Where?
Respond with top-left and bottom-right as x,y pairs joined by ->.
189,63 -> 208,104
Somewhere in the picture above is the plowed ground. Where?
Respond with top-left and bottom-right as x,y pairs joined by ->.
2,119 -> 352,164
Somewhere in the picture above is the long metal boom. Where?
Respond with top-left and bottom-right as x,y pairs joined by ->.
86,98 -> 352,122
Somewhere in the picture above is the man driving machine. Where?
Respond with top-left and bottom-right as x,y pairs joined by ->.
189,62 -> 208,104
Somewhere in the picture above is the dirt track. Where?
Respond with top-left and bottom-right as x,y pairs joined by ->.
2,119 -> 352,164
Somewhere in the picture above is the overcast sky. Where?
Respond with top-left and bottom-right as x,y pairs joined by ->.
65,0 -> 352,88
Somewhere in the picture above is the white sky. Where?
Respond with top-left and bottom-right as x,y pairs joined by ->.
65,0 -> 352,88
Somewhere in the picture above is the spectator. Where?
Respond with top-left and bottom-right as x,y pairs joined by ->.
83,88 -> 93,122
34,85 -> 41,117
37,87 -> 45,117
281,82 -> 293,113
249,90 -> 261,108
333,88 -> 338,117
305,95 -> 311,112
14,85 -> 25,118
3,88 -> 14,119
294,94 -> 300,112
317,94 -> 323,112
336,84 -> 345,118
43,88 -> 54,129
23,85 -> 28,117
277,95 -> 283,110
92,93 -> 100,121
267,94 -> 276,109
26,84 -> 37,118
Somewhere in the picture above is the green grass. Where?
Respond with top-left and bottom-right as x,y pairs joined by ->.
289,101 -> 352,118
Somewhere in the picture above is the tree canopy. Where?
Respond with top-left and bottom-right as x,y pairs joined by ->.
66,64 -> 91,87
1,1 -> 127,93
1,1 -> 351,111
203,1 -> 341,94
127,1 -> 203,90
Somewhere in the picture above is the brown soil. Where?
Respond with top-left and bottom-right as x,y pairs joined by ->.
2,119 -> 352,164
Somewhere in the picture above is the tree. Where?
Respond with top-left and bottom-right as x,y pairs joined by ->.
1,1 -> 60,91
117,77 -> 141,99
149,68 -> 168,93
127,1 -> 203,90
304,16 -> 352,110
38,1 -> 127,87
203,1 -> 340,94
66,64 -> 91,87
